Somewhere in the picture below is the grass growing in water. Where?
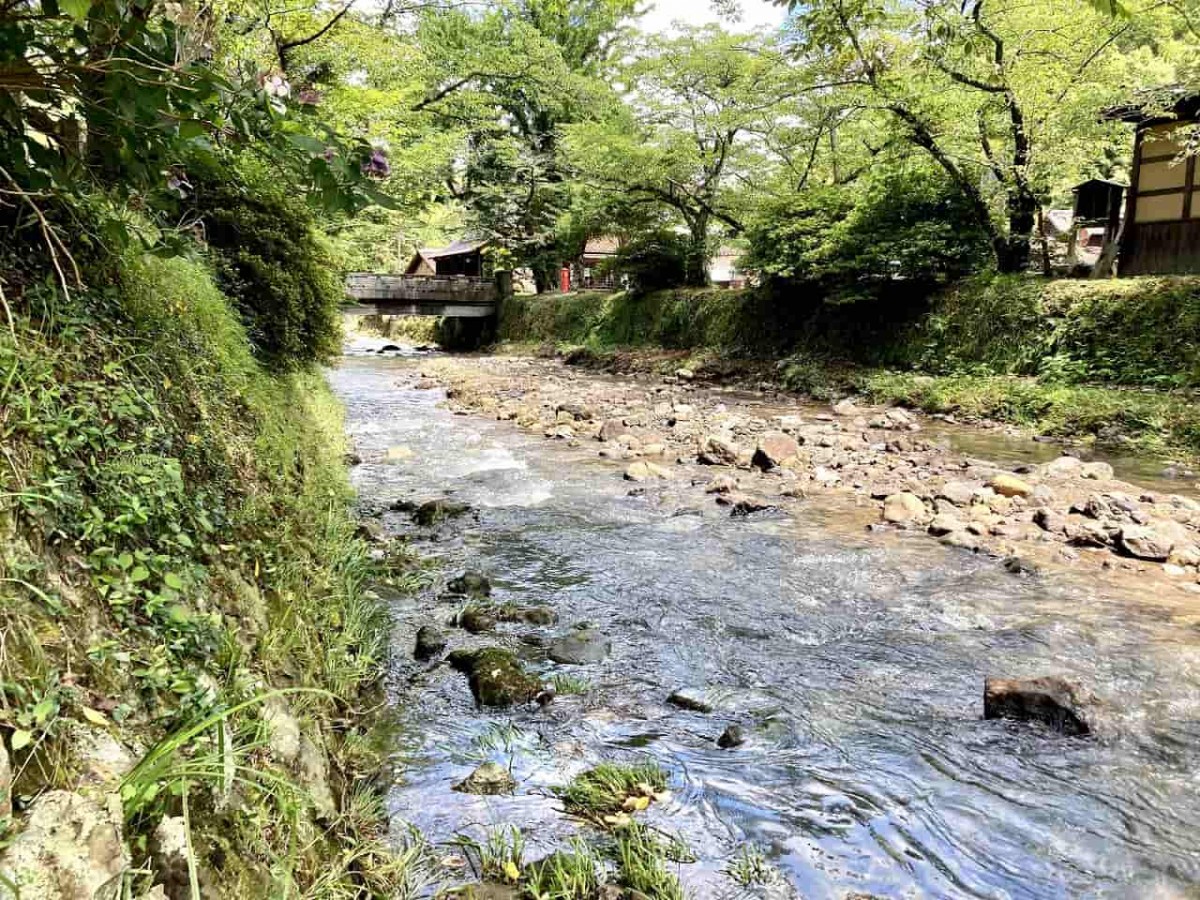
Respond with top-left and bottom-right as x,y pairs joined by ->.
451,824 -> 526,883
725,844 -> 778,887
523,838 -> 604,900
550,673 -> 590,696
614,823 -> 686,900
557,761 -> 670,822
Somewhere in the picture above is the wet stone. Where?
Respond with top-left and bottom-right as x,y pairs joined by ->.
667,688 -> 714,713
414,625 -> 447,661
983,676 -> 1092,736
716,724 -> 745,749
452,761 -> 517,796
547,627 -> 611,665
414,499 -> 472,526
447,648 -> 541,707
459,607 -> 497,633
447,571 -> 492,597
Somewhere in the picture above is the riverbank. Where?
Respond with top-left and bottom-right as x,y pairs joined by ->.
0,257 -> 413,896
407,352 -> 1200,597
497,275 -> 1200,460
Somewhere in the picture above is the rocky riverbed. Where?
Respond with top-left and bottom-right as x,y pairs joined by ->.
329,340 -> 1200,898
405,352 -> 1200,598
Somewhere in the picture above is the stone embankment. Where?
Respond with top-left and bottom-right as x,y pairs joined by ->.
406,355 -> 1200,595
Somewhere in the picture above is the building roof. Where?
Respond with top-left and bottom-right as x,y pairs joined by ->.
1072,178 -> 1126,191
1103,85 -> 1200,124
582,236 -> 621,257
418,238 -> 488,259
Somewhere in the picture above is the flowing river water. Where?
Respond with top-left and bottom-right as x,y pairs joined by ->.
329,340 -> 1200,900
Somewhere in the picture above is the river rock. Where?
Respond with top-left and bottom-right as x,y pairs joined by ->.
1116,525 -> 1173,561
547,628 -> 611,665
447,571 -> 492,597
983,676 -> 1092,735
447,648 -> 541,707
927,513 -> 963,537
752,432 -> 802,470
699,435 -> 741,466
598,418 -> 633,442
1081,461 -> 1115,481
990,474 -> 1034,498
453,761 -> 517,796
262,696 -> 302,765
716,725 -> 745,749
705,473 -> 739,494
883,492 -> 929,525
833,398 -> 858,416
511,605 -> 558,626
557,402 -> 593,421
152,814 -> 217,899
459,607 -> 497,633
727,495 -> 776,517
298,734 -> 337,820
1042,456 -> 1083,478
1033,507 -> 1068,536
0,790 -> 128,899
384,445 -> 414,463
414,625 -> 447,661
414,499 -> 471,526
937,481 -> 977,507
667,688 -> 713,713
355,520 -> 388,544
624,461 -> 671,482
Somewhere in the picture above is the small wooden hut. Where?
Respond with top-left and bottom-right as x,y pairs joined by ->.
403,239 -> 488,277
1105,89 -> 1200,274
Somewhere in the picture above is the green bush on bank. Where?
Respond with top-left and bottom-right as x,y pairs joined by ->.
0,250 -> 410,895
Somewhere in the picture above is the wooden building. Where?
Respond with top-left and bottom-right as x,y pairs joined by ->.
1106,91 -> 1200,274
404,239 -> 488,277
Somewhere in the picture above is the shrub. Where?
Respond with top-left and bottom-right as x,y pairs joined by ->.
600,230 -> 692,293
184,156 -> 344,367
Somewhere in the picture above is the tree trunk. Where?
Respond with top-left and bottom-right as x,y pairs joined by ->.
684,214 -> 710,287
995,187 -> 1037,273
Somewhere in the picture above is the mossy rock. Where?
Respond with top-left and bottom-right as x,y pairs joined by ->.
414,499 -> 472,526
447,648 -> 541,707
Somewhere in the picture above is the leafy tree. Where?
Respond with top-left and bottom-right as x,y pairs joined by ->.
565,27 -> 811,285
781,0 -> 1169,272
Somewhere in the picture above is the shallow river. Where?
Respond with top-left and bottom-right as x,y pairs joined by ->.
329,344 -> 1200,900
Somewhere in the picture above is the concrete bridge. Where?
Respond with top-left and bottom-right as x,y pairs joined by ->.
344,273 -> 499,318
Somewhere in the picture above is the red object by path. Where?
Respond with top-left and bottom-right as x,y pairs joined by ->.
560,267 -> 571,293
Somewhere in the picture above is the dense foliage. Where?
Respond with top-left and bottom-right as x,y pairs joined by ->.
184,159 -> 345,365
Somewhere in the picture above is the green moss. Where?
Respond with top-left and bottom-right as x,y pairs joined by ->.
447,648 -> 541,707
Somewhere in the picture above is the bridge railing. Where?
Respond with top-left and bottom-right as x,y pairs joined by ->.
345,273 -> 497,303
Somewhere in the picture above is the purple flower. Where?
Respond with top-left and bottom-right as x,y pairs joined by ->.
361,149 -> 390,179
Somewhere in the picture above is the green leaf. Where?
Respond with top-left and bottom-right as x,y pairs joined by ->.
130,566 -> 150,583
163,572 -> 184,590
59,0 -> 91,22
81,707 -> 109,726
32,696 -> 56,724
11,729 -> 32,751
117,552 -> 134,570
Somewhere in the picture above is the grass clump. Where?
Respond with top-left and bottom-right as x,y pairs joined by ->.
523,839 -> 604,900
725,844 -> 778,887
549,674 -> 590,696
557,761 -> 670,824
452,825 -> 526,884
614,823 -> 686,900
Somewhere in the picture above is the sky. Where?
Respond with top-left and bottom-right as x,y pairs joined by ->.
640,0 -> 787,34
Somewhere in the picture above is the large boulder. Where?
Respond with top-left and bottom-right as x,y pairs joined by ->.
447,648 -> 541,707
547,628 -> 611,665
1116,525 -> 1173,561
751,432 -> 802,471
297,734 -> 337,820
0,790 -> 128,899
983,676 -> 1092,735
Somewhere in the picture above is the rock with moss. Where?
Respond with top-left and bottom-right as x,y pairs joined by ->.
447,648 -> 541,707
459,607 -> 497,633
547,628 -> 611,665
414,624 -> 448,661
452,761 -> 517,795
